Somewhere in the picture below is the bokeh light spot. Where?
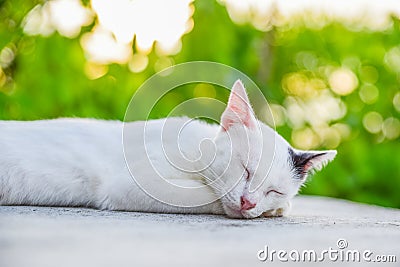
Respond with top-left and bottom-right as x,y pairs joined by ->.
362,112 -> 383,134
84,62 -> 108,80
317,126 -> 341,149
393,92 -> 400,113
128,54 -> 149,73
295,51 -> 318,70
384,46 -> 400,73
284,96 -> 305,129
0,46 -> 15,68
382,117 -> 400,140
263,103 -> 287,127
359,84 -> 379,104
282,72 -> 322,98
329,67 -> 358,95
291,127 -> 320,150
332,123 -> 351,140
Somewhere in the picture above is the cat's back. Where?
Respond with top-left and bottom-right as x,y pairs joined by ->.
0,118 -> 121,153
0,118 -> 129,177
0,117 -> 218,156
0,117 -> 121,133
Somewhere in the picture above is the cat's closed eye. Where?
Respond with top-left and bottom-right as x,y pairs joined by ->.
264,189 -> 285,196
243,166 -> 251,181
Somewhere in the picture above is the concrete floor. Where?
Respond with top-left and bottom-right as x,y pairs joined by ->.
0,195 -> 399,267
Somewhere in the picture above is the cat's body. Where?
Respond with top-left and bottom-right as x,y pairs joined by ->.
0,80 -> 336,218
0,118 -> 224,214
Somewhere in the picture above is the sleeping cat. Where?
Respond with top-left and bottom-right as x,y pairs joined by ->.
0,80 -> 336,218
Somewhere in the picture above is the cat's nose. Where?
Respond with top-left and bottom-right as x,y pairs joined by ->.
240,196 -> 256,210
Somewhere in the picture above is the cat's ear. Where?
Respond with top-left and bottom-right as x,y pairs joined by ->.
289,148 -> 337,180
220,79 -> 257,131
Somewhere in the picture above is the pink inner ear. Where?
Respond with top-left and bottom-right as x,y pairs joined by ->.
221,108 -> 254,131
303,161 -> 314,172
221,80 -> 256,131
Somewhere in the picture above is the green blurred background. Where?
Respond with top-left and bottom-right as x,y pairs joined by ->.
1,0 -> 399,208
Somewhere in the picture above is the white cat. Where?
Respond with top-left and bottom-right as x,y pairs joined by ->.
0,80 -> 336,218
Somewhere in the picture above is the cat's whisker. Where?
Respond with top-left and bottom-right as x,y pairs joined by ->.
199,173 -> 227,194
200,176 -> 225,192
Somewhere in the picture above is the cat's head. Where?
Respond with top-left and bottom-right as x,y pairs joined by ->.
205,80 -> 336,219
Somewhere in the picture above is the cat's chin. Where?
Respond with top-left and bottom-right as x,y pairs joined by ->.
222,205 -> 245,219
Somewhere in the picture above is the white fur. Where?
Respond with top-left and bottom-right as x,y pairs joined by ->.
0,80 -> 336,218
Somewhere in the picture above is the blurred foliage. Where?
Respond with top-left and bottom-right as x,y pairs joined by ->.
0,0 -> 399,208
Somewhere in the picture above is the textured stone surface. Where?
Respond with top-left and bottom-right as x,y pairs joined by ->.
0,196 -> 399,267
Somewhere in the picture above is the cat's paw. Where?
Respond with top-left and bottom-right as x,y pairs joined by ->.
261,201 -> 291,218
